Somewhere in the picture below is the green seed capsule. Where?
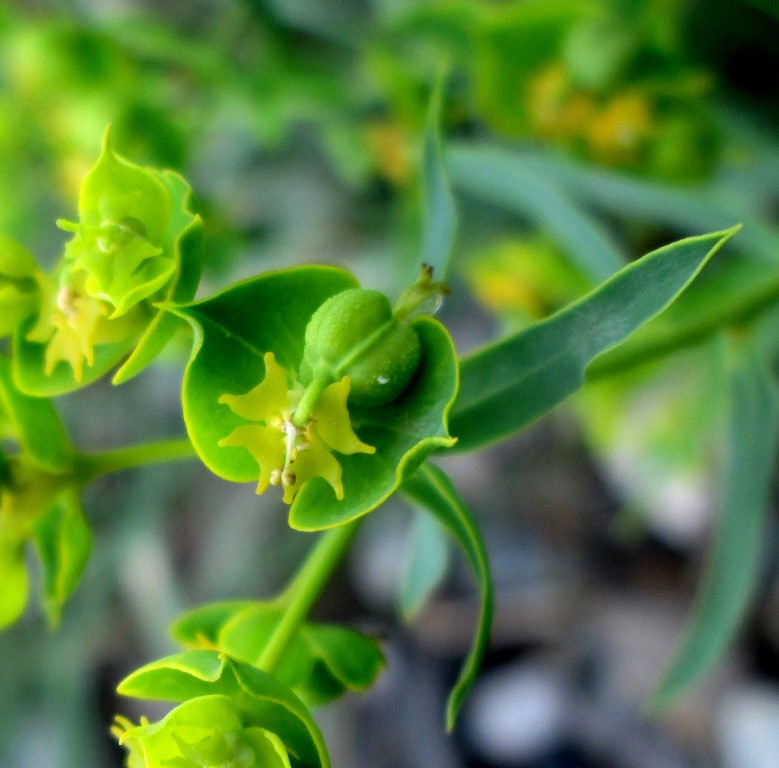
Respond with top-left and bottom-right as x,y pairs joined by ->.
302,288 -> 422,407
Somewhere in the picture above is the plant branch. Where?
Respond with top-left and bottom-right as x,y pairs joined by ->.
259,520 -> 360,673
74,437 -> 198,483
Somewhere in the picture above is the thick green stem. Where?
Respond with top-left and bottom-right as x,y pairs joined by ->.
74,437 -> 198,483
259,520 -> 361,673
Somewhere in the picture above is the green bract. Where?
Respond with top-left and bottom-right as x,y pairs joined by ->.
13,129 -> 203,395
174,266 -> 458,531
173,601 -> 385,707
116,651 -> 330,768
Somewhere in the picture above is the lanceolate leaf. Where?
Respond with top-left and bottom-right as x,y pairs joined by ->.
401,462 -> 493,731
649,346 -> 779,710
118,650 -> 330,768
451,227 -> 741,452
448,143 -> 625,283
420,77 -> 457,281
449,143 -> 779,262
0,354 -> 71,471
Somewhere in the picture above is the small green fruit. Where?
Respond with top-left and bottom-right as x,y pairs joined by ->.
302,288 -> 422,406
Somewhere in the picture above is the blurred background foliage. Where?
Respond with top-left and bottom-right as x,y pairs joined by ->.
1,0 -> 778,766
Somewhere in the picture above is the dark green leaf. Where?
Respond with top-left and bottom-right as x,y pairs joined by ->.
402,462 -> 493,731
649,346 -> 779,709
449,144 -> 626,283
451,227 -> 741,452
449,143 -> 779,262
173,601 -> 384,707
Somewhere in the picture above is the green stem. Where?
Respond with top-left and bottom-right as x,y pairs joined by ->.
74,437 -> 198,483
292,372 -> 332,428
259,520 -> 361,673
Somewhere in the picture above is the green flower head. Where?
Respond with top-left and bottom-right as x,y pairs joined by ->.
57,127 -> 173,317
13,128 -> 202,395
113,695 -> 291,768
177,266 -> 458,531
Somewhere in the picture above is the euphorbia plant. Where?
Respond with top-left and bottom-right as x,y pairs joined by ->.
0,120 -> 747,767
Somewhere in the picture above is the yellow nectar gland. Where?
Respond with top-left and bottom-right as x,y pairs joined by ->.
218,352 -> 374,503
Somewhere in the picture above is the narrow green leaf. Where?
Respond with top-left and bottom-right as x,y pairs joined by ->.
649,346 -> 779,709
32,489 -> 92,627
401,462 -> 493,731
451,226 -> 741,452
0,536 -> 28,630
448,144 -> 625,282
400,509 -> 450,620
420,78 -> 457,280
449,143 -> 779,262
0,354 -> 71,471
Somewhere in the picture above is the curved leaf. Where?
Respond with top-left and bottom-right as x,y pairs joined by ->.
175,267 -> 458,531
172,600 -> 255,647
401,462 -> 493,731
649,346 -> 779,710
451,226 -> 741,452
